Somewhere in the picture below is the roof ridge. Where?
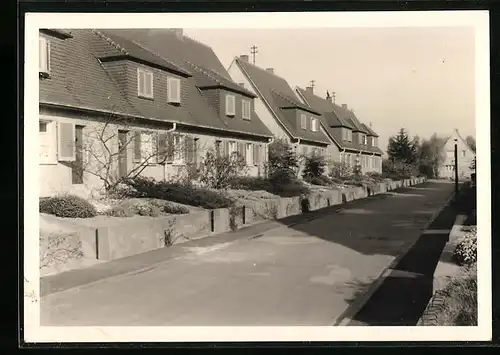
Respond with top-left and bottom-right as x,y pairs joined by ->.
92,29 -> 129,56
186,61 -> 222,85
236,56 -> 288,80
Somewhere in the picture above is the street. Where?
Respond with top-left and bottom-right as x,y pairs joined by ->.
41,180 -> 455,326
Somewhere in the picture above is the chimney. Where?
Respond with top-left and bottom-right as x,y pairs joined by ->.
266,68 -> 274,74
342,104 -> 348,110
332,92 -> 336,104
240,55 -> 249,62
326,92 -> 332,103
170,28 -> 183,37
306,86 -> 314,94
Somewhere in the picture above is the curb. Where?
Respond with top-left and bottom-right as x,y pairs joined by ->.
333,188 -> 457,326
416,212 -> 470,326
41,180 -> 426,298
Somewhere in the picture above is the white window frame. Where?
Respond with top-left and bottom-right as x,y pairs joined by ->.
347,130 -> 352,142
137,68 -> 154,99
242,99 -> 251,120
39,119 -> 57,165
229,141 -> 237,156
300,114 -> 307,130
245,143 -> 253,166
39,36 -> 51,74
167,77 -> 181,104
311,117 -> 318,132
173,134 -> 185,165
226,94 -> 236,116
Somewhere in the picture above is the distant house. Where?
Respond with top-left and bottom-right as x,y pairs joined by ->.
438,129 -> 475,180
39,29 -> 273,197
295,86 -> 384,174
228,55 -> 331,175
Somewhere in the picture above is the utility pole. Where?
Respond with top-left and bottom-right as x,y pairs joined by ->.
250,45 -> 258,65
454,138 -> 459,194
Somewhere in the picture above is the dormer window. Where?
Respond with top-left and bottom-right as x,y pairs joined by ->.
347,130 -> 352,142
167,77 -> 181,104
242,99 -> 251,120
311,117 -> 318,132
39,36 -> 51,74
300,113 -> 307,130
137,68 -> 154,99
372,137 -> 378,147
226,94 -> 236,116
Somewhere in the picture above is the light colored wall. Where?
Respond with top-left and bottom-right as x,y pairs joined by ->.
439,131 -> 474,179
228,61 -> 291,143
39,106 -> 267,198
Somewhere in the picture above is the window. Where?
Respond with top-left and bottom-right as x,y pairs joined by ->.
173,134 -> 185,165
215,140 -> 222,158
252,144 -> 261,165
300,114 -> 307,130
39,36 -> 51,74
167,77 -> 181,103
242,99 -> 251,120
311,117 -> 318,132
347,130 -> 352,142
302,146 -> 309,157
245,143 -> 253,165
226,94 -> 236,116
134,131 -> 157,163
229,141 -> 237,155
372,137 -> 377,147
363,135 -> 368,145
137,68 -> 154,98
39,120 -> 57,164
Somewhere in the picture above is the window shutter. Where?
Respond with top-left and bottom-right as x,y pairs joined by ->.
224,141 -> 230,157
147,72 -> 153,97
134,131 -> 142,161
157,133 -> 167,163
237,142 -> 244,158
165,132 -> 174,162
184,136 -> 191,163
193,138 -> 198,165
168,77 -> 180,103
57,122 -> 75,162
253,144 -> 258,165
46,40 -> 51,72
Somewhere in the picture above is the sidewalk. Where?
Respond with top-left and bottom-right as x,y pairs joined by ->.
339,182 -> 476,326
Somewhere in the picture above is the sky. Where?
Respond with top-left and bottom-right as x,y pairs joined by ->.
184,27 -> 476,153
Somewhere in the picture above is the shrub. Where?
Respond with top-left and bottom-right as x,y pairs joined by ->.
305,176 -> 327,186
452,228 -> 477,266
271,179 -> 309,197
163,202 -> 190,214
267,138 -> 299,184
329,161 -> 352,179
365,172 -> 384,182
434,264 -> 477,326
302,155 -> 326,180
106,204 -> 135,217
228,176 -> 273,191
382,159 -> 417,180
39,195 -> 97,218
123,177 -> 235,209
198,148 -> 247,189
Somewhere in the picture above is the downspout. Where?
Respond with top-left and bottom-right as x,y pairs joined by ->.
163,123 -> 177,181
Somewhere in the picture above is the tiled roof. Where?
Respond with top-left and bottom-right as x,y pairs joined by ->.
40,29 -> 272,138
360,123 -> 379,137
295,86 -> 383,155
42,29 -> 73,39
97,29 -> 272,137
185,61 -> 257,98
93,30 -> 191,77
39,29 -> 142,118
235,58 -> 330,145
271,91 -> 321,115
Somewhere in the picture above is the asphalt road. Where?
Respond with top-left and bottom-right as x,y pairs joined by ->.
41,180 -> 456,326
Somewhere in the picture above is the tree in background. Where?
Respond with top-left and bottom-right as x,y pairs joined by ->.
418,133 -> 447,178
387,128 -> 420,165
465,135 -> 476,153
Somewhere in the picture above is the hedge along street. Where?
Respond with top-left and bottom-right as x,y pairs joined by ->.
41,180 -> 455,326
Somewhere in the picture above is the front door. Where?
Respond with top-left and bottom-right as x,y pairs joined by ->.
71,125 -> 84,184
118,130 -> 128,178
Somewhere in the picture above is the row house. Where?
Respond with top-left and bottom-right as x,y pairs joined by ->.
295,86 -> 384,174
39,29 -> 273,197
228,55 -> 331,176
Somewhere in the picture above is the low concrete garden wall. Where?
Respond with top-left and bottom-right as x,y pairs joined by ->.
40,177 -> 427,265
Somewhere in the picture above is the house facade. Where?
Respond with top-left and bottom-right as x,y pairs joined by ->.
227,56 -> 331,176
438,129 -> 475,180
295,87 -> 383,174
39,29 -> 273,198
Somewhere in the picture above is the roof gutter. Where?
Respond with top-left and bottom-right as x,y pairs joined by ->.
39,102 -> 272,140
